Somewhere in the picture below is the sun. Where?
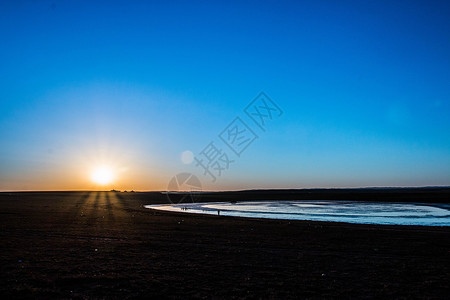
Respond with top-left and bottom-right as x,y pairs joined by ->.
90,166 -> 115,185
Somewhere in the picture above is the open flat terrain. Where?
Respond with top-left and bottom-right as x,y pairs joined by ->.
1,191 -> 449,299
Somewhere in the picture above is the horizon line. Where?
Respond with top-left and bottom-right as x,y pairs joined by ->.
1,185 -> 449,193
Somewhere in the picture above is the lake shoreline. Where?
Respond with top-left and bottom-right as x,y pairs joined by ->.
145,200 -> 450,226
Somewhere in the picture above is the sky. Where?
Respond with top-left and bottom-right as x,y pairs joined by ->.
0,0 -> 449,191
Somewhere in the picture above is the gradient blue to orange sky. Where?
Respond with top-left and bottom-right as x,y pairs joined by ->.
1,0 -> 449,191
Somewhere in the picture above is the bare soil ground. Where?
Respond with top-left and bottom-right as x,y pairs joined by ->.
0,191 -> 449,299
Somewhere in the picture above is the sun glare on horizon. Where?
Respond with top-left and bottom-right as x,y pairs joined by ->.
90,166 -> 115,186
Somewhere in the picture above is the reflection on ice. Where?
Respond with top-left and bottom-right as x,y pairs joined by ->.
145,200 -> 450,226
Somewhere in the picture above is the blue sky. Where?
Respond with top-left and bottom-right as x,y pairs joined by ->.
0,0 -> 449,191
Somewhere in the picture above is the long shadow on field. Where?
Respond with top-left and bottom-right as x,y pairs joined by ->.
114,192 -> 129,210
81,192 -> 101,226
74,192 -> 91,213
105,192 -> 115,221
58,191 -> 92,223
52,192 -> 95,230
93,192 -> 100,210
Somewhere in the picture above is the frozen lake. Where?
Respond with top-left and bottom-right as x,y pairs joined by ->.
145,200 -> 450,226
